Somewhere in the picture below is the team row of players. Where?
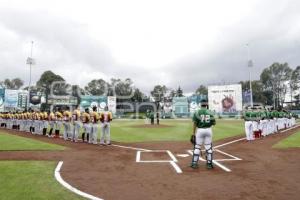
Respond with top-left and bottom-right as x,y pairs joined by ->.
0,108 -> 112,122
0,106 -> 113,145
243,109 -> 297,141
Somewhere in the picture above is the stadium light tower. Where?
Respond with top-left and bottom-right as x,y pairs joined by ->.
26,41 -> 35,110
246,44 -> 253,107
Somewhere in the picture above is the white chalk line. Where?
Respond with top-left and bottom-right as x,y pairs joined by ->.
279,124 -> 299,133
170,161 -> 183,173
88,123 -> 300,153
187,150 -> 226,172
214,149 -> 242,161
111,144 -> 151,152
167,151 -> 182,173
187,149 -> 242,161
187,149 -> 239,172
136,150 -> 182,174
195,156 -> 231,171
167,150 -> 178,162
61,137 -> 152,152
211,124 -> 299,150
136,151 -> 141,162
214,137 -> 246,149
17,122 -> 300,200
211,159 -> 240,162
212,160 -> 231,172
177,154 -> 189,158
185,124 -> 300,172
55,161 -> 103,200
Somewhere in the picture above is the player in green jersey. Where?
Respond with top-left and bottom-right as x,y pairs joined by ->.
190,101 -> 216,169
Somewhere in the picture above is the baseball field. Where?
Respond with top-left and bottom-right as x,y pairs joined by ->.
0,119 -> 300,200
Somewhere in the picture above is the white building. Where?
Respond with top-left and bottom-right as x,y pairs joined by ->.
283,80 -> 300,106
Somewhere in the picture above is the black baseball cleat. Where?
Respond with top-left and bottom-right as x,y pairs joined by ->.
206,163 -> 214,169
190,163 -> 199,169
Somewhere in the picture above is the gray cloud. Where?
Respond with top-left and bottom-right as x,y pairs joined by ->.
0,8 -> 113,85
164,0 -> 300,92
0,0 -> 299,95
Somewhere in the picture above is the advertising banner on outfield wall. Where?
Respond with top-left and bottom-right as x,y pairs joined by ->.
80,95 -> 107,111
3,90 -> 28,110
48,96 -> 78,106
4,89 -> 19,108
107,96 -> 116,114
18,90 -> 28,109
0,88 -> 5,112
208,84 -> 242,113
29,90 -> 41,105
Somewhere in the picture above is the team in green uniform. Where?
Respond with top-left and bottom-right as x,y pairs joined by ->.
190,101 -> 216,169
243,106 -> 296,141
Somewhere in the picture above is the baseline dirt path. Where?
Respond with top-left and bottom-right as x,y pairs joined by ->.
0,127 -> 300,200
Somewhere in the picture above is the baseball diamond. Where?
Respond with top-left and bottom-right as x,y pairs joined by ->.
1,1 -> 300,199
0,118 -> 299,200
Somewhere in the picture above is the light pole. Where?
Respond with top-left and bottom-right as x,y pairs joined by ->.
246,44 -> 253,107
26,41 -> 34,110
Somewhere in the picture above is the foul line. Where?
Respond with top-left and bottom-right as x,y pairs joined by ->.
214,137 -> 246,149
111,144 -> 151,152
214,149 -> 242,160
185,123 -> 300,172
279,124 -> 299,133
187,148 -> 241,172
196,155 -> 232,172
55,161 -> 103,200
213,124 -> 299,149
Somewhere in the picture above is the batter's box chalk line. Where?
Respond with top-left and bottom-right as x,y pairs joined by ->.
187,148 -> 243,172
136,150 -> 183,174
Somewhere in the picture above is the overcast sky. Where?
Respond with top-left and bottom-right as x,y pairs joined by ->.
0,0 -> 299,93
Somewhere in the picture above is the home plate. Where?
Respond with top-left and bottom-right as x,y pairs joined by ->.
177,154 -> 189,158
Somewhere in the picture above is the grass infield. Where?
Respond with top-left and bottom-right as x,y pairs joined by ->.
0,161 -> 84,200
109,119 -> 245,143
0,131 -> 65,151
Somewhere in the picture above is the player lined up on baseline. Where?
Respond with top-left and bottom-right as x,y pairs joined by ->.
0,111 -> 49,134
0,106 -> 113,145
243,107 -> 297,141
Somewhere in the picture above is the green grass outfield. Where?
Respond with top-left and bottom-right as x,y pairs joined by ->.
0,161 -> 84,200
108,119 -> 245,143
273,130 -> 300,148
0,131 -> 65,151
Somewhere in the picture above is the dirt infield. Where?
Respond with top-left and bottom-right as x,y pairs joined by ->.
1,127 -> 300,200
